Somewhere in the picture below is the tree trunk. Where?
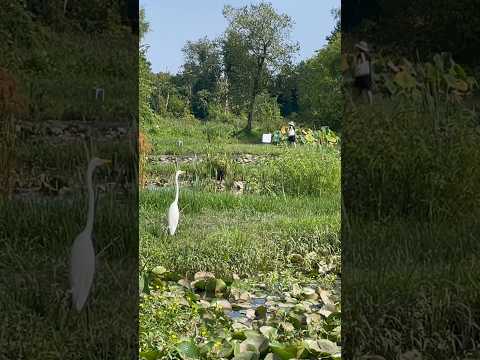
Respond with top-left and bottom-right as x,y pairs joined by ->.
165,92 -> 170,113
247,58 -> 265,132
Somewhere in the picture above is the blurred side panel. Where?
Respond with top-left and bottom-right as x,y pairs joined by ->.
0,1 -> 139,359
342,0 -> 480,358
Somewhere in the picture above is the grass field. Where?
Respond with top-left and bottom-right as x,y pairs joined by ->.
139,118 -> 341,359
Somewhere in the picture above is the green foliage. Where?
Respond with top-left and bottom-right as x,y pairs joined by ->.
344,51 -> 478,104
203,122 -> 236,143
298,32 -> 342,130
140,6 -> 341,133
244,148 -> 340,197
139,268 -> 341,359
181,37 -> 223,118
223,2 -> 299,130
253,93 -> 283,132
207,104 -> 245,127
140,53 -> 154,125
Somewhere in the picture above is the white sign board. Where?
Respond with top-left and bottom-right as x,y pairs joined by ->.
262,133 -> 272,144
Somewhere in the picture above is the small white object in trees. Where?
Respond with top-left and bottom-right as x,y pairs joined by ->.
262,133 -> 272,144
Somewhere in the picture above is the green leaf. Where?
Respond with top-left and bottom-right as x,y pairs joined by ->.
316,339 -> 340,355
394,70 -> 416,89
241,333 -> 269,354
270,341 -> 304,360
218,341 -> 234,358
215,278 -> 227,293
233,351 -> 259,360
176,340 -> 201,360
139,350 -> 162,360
259,326 -> 278,341
151,265 -> 167,276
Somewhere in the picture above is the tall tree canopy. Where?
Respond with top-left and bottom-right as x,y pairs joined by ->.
181,38 -> 223,118
223,2 -> 299,131
298,32 -> 341,130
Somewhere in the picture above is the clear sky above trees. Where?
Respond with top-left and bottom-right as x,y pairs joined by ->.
140,0 -> 340,74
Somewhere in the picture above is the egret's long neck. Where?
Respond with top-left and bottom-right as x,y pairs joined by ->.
85,165 -> 96,234
174,173 -> 180,203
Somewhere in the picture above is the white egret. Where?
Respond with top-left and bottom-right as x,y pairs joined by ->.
70,157 -> 110,311
167,170 -> 185,235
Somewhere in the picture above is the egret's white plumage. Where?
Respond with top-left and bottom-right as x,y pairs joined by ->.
70,157 -> 110,311
167,170 -> 185,235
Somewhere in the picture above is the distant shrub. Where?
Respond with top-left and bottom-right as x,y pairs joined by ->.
254,92 -> 284,132
207,104 -> 244,128
246,148 -> 340,197
202,122 -> 236,143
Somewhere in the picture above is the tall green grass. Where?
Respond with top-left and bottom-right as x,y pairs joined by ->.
342,91 -> 480,358
140,189 -> 339,279
0,194 -> 138,359
343,97 -> 480,221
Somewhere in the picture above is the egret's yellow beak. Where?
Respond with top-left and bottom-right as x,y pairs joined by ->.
102,159 -> 112,166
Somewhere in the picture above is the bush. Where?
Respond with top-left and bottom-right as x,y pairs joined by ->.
207,104 -> 244,127
245,148 -> 340,197
254,92 -> 284,132
202,122 -> 236,143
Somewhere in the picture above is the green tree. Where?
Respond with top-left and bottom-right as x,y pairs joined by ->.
223,2 -> 299,131
181,37 -> 222,118
222,31 -> 257,114
298,32 -> 342,130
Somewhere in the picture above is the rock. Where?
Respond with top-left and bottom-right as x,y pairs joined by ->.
306,313 -> 322,324
233,181 -> 245,194
232,302 -> 251,311
213,299 -> 232,311
246,309 -> 256,319
319,303 -> 337,317
177,279 -> 191,289
302,287 -> 319,300
239,291 -> 251,301
194,271 -> 215,281
318,289 -> 335,305
199,300 -> 211,308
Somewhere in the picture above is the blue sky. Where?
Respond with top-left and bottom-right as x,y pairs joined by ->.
141,0 -> 340,74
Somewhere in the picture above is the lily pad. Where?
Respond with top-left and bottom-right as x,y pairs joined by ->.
175,340 -> 201,360
151,265 -> 167,276
241,333 -> 269,354
259,326 -> 278,340
264,353 -> 281,360
215,278 -> 227,293
233,351 -> 259,360
212,299 -> 232,311
139,350 -> 163,360
288,313 -> 307,329
270,341 -> 304,360
317,339 -> 340,355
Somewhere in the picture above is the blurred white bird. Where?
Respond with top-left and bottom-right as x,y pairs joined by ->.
168,170 -> 185,235
70,157 -> 110,311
